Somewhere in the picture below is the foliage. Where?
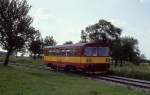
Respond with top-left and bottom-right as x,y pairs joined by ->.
110,39 -> 123,60
63,41 -> 73,45
0,0 -> 36,66
121,37 -> 140,63
28,30 -> 43,59
111,37 -> 141,64
82,19 -> 122,43
80,30 -> 87,43
44,36 -> 57,46
29,39 -> 43,59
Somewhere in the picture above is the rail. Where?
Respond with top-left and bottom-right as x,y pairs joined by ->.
94,75 -> 150,89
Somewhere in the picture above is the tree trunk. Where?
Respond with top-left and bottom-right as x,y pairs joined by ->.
33,54 -> 36,60
4,50 -> 12,66
120,59 -> 123,67
15,51 -> 18,58
115,59 -> 118,67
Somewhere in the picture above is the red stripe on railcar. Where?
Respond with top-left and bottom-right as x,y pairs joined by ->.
45,61 -> 109,72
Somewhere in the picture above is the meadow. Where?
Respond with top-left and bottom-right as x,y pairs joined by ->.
0,64 -> 150,95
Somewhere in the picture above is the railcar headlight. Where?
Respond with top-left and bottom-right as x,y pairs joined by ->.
106,58 -> 110,62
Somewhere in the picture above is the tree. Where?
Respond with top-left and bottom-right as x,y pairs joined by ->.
63,41 -> 73,45
44,36 -> 57,46
83,19 -> 122,43
0,0 -> 36,66
110,39 -> 123,65
111,37 -> 141,65
121,37 -> 140,64
80,30 -> 87,43
29,39 -> 43,60
29,30 -> 43,60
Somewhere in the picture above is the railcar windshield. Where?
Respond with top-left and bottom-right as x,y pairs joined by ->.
85,47 -> 97,56
84,47 -> 109,56
98,47 -> 109,56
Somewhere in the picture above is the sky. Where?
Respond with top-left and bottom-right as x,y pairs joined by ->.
28,0 -> 150,59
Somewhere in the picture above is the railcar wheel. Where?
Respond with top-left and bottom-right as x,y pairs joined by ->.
47,64 -> 57,70
64,66 -> 76,72
46,64 -> 52,67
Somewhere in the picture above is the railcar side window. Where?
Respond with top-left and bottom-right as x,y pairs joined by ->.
47,48 -> 81,56
98,47 -> 109,56
48,50 -> 52,55
64,48 -> 81,56
48,49 -> 58,56
66,50 -> 72,56
85,47 -> 97,56
60,50 -> 66,56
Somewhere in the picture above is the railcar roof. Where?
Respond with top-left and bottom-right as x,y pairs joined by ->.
45,42 -> 108,49
45,43 -> 87,49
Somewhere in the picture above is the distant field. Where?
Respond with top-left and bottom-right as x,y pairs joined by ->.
0,65 -> 150,95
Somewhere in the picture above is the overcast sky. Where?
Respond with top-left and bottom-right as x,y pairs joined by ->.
29,0 -> 150,59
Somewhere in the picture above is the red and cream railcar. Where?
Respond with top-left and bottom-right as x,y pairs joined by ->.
44,42 -> 110,73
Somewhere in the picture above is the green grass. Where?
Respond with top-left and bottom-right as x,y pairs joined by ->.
110,63 -> 150,80
0,56 -> 43,65
0,65 -> 150,95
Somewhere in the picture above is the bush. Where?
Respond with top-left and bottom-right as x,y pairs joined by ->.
110,63 -> 150,80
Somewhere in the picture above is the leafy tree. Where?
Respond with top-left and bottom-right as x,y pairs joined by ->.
28,30 -> 43,60
110,39 -> 123,65
29,39 -> 43,60
83,19 -> 122,42
44,36 -> 57,46
111,37 -> 141,65
0,0 -> 36,66
121,37 -> 140,63
63,41 -> 73,45
80,30 -> 87,43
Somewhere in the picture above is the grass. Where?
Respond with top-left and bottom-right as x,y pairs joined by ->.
0,56 -> 43,64
110,63 -> 150,80
0,65 -> 150,95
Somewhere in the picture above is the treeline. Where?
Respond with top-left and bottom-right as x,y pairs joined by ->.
0,0 -> 147,66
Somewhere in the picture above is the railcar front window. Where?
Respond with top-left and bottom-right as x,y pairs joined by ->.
98,47 -> 109,56
85,47 -> 97,56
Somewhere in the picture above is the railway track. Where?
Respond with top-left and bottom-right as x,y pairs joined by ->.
94,75 -> 150,89
8,63 -> 150,90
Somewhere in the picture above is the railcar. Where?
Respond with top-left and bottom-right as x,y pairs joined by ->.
44,42 -> 110,73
